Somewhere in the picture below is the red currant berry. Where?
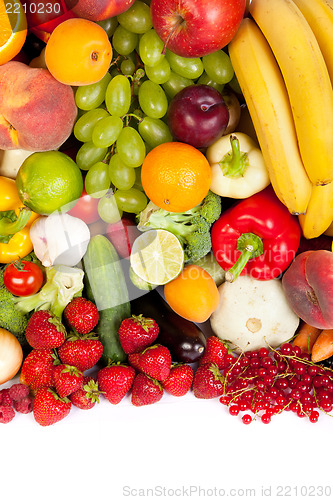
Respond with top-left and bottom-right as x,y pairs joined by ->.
225,354 -> 236,365
268,366 -> 278,377
313,375 -> 323,388
308,365 -> 319,377
280,343 -> 293,355
242,414 -> 252,424
292,345 -> 302,357
277,361 -> 287,373
309,410 -> 319,423
294,363 -> 306,375
261,412 -> 271,424
300,373 -> 312,385
229,405 -> 240,416
258,347 -> 269,357
290,389 -> 301,400
263,375 -> 274,386
240,357 -> 250,367
250,358 -> 260,368
219,395 -> 231,405
261,356 -> 273,368
239,400 -> 249,411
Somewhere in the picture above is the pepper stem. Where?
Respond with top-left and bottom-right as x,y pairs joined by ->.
219,135 -> 249,178
0,207 -> 31,241
225,232 -> 263,282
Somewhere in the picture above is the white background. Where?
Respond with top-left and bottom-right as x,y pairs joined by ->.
1,373 -> 332,500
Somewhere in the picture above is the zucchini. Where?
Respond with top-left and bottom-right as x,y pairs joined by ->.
131,289 -> 207,363
83,234 -> 130,364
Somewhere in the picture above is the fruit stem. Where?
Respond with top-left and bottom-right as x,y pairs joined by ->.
219,135 -> 249,178
161,15 -> 185,55
0,207 -> 31,243
225,232 -> 263,282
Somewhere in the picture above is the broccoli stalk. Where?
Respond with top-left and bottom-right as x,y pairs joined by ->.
14,265 -> 85,318
137,191 -> 222,263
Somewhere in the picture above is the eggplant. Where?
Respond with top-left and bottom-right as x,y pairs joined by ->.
131,289 -> 206,363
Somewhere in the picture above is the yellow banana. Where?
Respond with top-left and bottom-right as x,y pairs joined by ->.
228,18 -> 311,215
249,0 -> 333,186
291,0 -> 333,85
298,182 -> 333,238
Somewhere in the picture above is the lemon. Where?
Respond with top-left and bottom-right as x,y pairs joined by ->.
130,229 -> 184,285
16,151 -> 83,216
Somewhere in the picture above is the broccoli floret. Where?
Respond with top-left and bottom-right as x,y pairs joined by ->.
14,265 -> 85,318
137,191 -> 222,263
0,268 -> 29,348
184,231 -> 212,263
199,190 -> 223,224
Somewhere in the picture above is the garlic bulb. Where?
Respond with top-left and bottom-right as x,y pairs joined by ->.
30,213 -> 90,267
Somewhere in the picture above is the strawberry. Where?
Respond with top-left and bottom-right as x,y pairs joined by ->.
57,332 -> 103,372
192,363 -> 225,399
25,310 -> 66,349
199,336 -> 228,369
128,352 -> 141,371
97,364 -> 135,404
33,387 -> 71,427
162,363 -> 194,397
136,344 -> 171,382
53,364 -> 84,398
63,297 -> 99,335
118,314 -> 159,354
69,376 -> 100,410
131,373 -> 164,406
20,349 -> 57,391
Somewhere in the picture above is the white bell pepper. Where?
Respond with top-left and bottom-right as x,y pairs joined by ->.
206,132 -> 270,199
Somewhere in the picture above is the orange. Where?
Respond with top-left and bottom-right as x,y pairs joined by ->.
45,18 -> 112,86
141,142 -> 212,213
0,0 -> 27,65
164,264 -> 220,323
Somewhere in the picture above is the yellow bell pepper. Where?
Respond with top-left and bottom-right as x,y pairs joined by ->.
206,132 -> 270,199
0,176 -> 39,264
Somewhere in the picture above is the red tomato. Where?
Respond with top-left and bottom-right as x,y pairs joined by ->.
3,261 -> 44,297
68,188 -> 100,225
106,217 -> 141,259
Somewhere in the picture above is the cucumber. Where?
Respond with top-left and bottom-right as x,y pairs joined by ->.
83,234 -> 130,364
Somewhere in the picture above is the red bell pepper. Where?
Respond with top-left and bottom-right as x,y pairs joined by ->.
211,187 -> 301,281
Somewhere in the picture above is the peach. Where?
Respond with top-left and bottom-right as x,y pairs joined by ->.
0,61 -> 77,151
69,0 -> 135,21
282,250 -> 333,329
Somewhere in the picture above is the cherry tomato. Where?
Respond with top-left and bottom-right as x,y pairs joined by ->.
67,187 -> 100,224
3,260 -> 44,297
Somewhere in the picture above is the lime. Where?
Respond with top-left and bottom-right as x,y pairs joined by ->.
16,151 -> 83,216
130,229 -> 184,285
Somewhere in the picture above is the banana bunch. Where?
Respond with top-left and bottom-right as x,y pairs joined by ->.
228,0 -> 333,239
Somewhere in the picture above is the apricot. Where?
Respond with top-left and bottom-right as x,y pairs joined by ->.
0,61 -> 77,151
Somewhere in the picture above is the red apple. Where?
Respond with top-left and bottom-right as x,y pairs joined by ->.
150,0 -> 246,57
282,250 -> 333,329
67,0 -> 136,21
